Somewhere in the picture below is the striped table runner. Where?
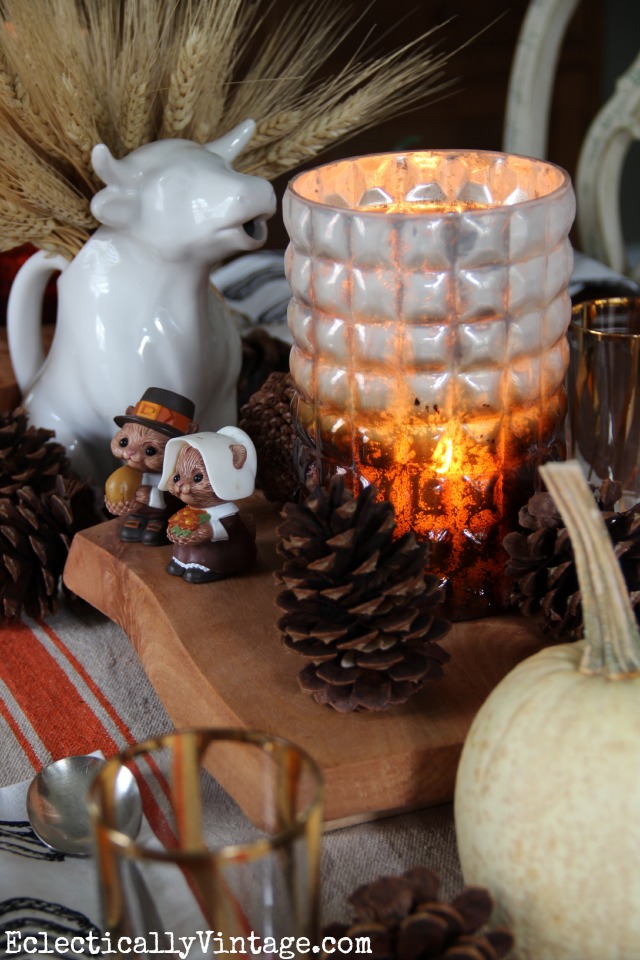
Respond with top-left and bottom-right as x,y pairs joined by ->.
0,604 -> 172,790
0,598 -> 464,925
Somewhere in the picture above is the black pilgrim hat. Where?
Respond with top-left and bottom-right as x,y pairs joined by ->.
114,387 -> 197,438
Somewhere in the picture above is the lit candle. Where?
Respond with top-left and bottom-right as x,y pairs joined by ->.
284,150 -> 575,619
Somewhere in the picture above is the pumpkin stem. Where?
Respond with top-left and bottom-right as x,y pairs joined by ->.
539,461 -> 640,679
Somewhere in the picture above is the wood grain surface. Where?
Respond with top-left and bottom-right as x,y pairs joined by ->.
64,495 -> 547,825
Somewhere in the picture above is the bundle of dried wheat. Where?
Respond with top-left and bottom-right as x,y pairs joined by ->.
0,0 -> 453,259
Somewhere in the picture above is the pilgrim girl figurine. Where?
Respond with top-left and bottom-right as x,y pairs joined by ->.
159,427 -> 257,582
104,387 -> 198,545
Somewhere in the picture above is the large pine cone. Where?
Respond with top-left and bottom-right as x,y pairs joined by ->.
503,479 -> 640,639
322,867 -> 513,960
239,370 -> 299,504
0,475 -> 98,619
0,408 -> 101,620
0,407 -> 70,495
275,477 -> 451,712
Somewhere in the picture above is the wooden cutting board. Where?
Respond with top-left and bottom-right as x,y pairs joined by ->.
63,495 -> 546,826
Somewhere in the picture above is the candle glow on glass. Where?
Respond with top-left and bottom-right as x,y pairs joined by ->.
356,199 -> 494,215
285,149 -> 575,618
344,412 -> 514,615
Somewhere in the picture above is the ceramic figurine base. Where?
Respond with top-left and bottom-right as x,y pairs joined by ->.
64,494 -> 546,827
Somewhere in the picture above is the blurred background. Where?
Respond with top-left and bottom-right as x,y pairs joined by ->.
264,0 -> 639,259
0,0 -> 637,318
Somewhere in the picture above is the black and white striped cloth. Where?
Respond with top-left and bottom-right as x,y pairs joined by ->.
212,251 -> 292,345
212,249 -> 639,346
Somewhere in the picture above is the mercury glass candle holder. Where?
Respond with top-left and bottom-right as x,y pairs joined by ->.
283,150 -> 575,619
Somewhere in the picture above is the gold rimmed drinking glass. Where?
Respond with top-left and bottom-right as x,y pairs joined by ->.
567,297 -> 640,507
89,729 -> 324,959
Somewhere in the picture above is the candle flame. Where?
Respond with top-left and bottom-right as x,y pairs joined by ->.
433,437 -> 453,474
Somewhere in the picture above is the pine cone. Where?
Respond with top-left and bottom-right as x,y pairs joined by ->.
0,408 -> 102,620
275,477 -> 451,712
0,407 -> 70,495
322,867 -> 514,960
239,371 -> 300,504
503,479 -> 640,639
0,474 -> 99,619
237,328 -> 291,410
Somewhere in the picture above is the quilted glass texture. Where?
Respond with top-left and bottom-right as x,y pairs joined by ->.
284,151 -> 575,618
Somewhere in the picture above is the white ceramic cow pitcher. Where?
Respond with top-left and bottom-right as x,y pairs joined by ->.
7,120 -> 276,483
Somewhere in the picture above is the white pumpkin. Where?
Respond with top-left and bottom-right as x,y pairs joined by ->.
454,461 -> 640,960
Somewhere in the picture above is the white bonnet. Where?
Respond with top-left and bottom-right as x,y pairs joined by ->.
158,427 -> 257,501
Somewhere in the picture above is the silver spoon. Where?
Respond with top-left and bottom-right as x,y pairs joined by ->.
26,755 -> 142,857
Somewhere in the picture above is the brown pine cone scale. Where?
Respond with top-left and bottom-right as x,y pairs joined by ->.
0,407 -> 102,620
239,369 -> 299,504
276,477 -> 451,712
504,479 -> 640,639
322,868 -> 513,960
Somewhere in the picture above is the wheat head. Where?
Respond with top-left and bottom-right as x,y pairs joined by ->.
0,0 -> 456,258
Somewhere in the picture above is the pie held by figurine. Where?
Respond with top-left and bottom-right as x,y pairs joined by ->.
104,387 -> 197,545
159,428 -> 257,582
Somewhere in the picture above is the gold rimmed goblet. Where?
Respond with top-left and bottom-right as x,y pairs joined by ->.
89,729 -> 324,959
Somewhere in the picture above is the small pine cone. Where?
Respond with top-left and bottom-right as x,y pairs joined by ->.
237,328 -> 291,410
0,474 -> 100,620
322,867 -> 514,960
275,476 -> 451,712
239,371 -> 300,504
0,407 -> 70,495
503,479 -> 640,639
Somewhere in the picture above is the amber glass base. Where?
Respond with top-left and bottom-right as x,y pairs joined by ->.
293,405 -> 567,621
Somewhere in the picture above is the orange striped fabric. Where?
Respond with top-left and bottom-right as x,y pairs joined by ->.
0,606 -> 242,919
0,606 -> 176,841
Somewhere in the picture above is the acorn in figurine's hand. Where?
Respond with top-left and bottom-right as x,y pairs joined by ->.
104,387 -> 197,545
159,428 -> 257,582
104,464 -> 142,507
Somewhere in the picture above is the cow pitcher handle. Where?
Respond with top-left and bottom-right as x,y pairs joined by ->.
7,250 -> 69,393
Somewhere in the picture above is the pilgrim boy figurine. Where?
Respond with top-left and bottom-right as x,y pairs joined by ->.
158,427 -> 257,582
104,387 -> 198,545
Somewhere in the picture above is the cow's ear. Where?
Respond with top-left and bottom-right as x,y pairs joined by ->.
91,185 -> 137,229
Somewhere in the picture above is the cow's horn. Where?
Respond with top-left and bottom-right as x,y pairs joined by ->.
91,143 -> 135,186
206,119 -> 256,162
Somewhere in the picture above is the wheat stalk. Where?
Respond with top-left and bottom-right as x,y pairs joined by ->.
119,71 -> 154,151
251,110 -> 304,148
0,0 -> 458,258
0,66 -> 69,169
0,69 -> 26,113
181,0 -> 247,143
161,28 -> 209,137
239,34 -> 452,179
242,90 -> 375,179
